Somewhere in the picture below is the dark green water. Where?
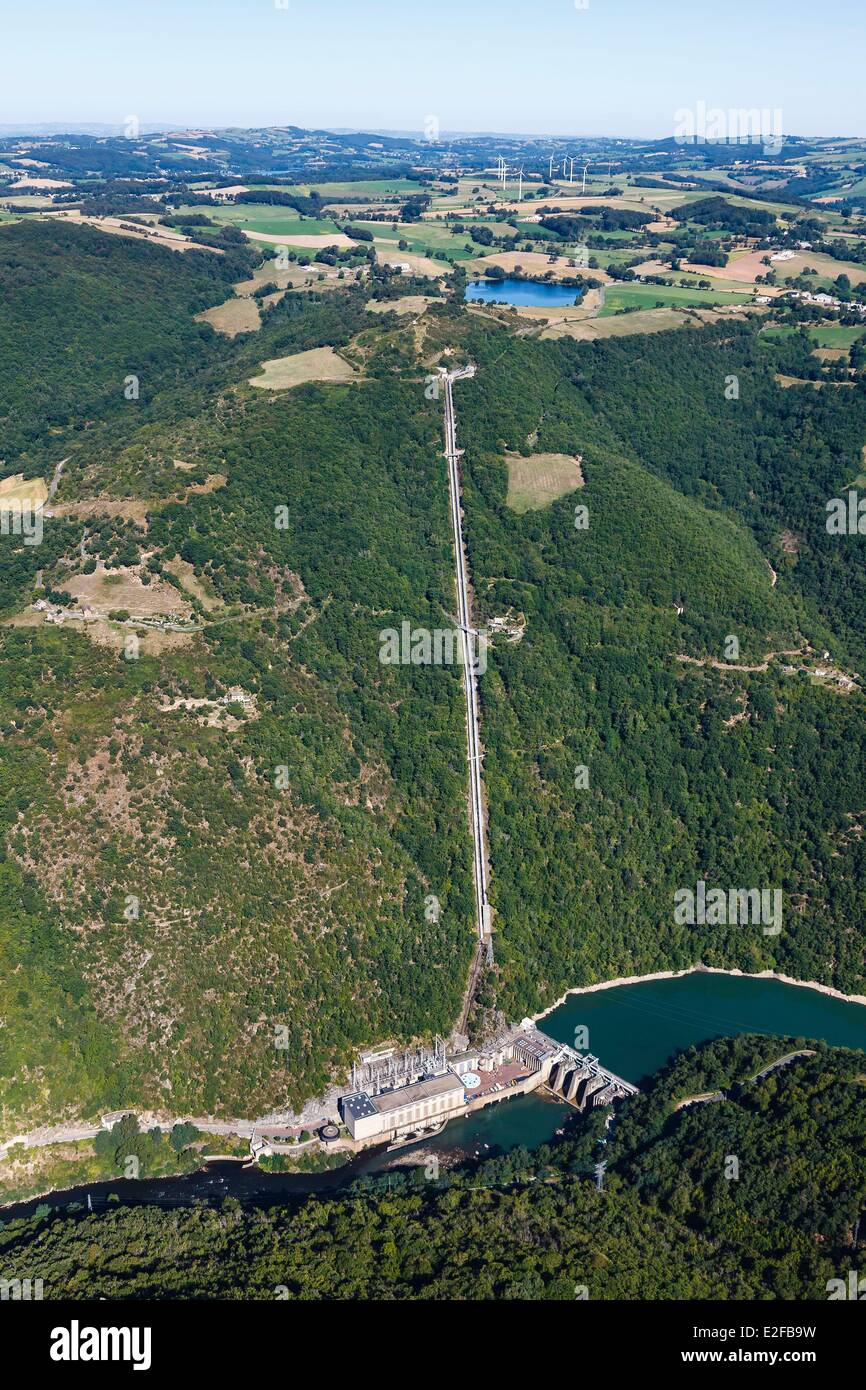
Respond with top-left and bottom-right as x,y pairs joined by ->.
539,971 -> 866,1085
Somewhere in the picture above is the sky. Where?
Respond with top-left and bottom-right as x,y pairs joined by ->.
1,0 -> 863,139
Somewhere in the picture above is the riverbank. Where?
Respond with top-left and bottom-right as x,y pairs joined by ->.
531,964 -> 866,1024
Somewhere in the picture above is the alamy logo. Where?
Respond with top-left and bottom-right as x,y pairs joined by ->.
674,880 -> 782,936
50,1320 -> 152,1371
379,621 -> 488,674
826,1270 -> 866,1300
0,500 -> 43,546
826,492 -> 866,535
1,1276 -> 43,1300
674,102 -> 784,156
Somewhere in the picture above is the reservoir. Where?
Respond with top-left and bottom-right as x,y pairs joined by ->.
540,970 -> 866,1084
5,971 -> 866,1220
465,277 -> 583,308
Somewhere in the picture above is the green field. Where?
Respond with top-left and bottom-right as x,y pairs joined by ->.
247,179 -> 422,200
600,244 -> 656,266
810,324 -> 866,347
761,323 -> 866,348
178,203 -> 344,238
350,218 -> 475,261
599,282 -> 751,314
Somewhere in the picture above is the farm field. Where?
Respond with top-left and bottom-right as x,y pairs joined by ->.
599,282 -> 752,314
185,203 -> 344,238
629,256 -> 772,293
468,249 -> 605,281
245,178 -> 422,200
351,218 -> 474,260
761,323 -> 866,348
44,210 -> 219,253
772,249 -> 866,286
375,246 -> 446,277
243,229 -> 356,249
540,305 -> 695,340
1,193 -> 64,208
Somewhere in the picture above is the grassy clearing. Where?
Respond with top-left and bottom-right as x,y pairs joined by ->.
365,295 -> 434,316
65,564 -> 193,619
195,296 -> 262,337
249,346 -> 357,390
505,452 -> 584,513
774,373 -> 854,390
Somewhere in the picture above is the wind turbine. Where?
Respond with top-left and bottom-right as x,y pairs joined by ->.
568,156 -> 575,184
517,166 -> 524,202
581,163 -> 589,194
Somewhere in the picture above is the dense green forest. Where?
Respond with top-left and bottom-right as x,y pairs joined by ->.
0,221 -> 253,463
1,1038 -> 861,1299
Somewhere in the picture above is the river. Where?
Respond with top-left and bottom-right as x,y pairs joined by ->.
4,971 -> 866,1222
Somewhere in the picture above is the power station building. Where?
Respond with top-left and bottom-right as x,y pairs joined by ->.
339,1023 -> 638,1146
341,1071 -> 466,1142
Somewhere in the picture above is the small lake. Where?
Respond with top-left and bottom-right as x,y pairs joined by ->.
465,277 -> 583,307
5,972 -> 866,1222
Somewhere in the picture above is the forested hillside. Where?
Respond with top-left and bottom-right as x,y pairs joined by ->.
1,220 -> 865,1139
2,1038 -> 861,1300
0,224 -> 475,1130
0,220 -> 250,463
448,315 -> 866,1017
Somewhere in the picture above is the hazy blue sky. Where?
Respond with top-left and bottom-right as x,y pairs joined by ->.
1,0 -> 863,137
